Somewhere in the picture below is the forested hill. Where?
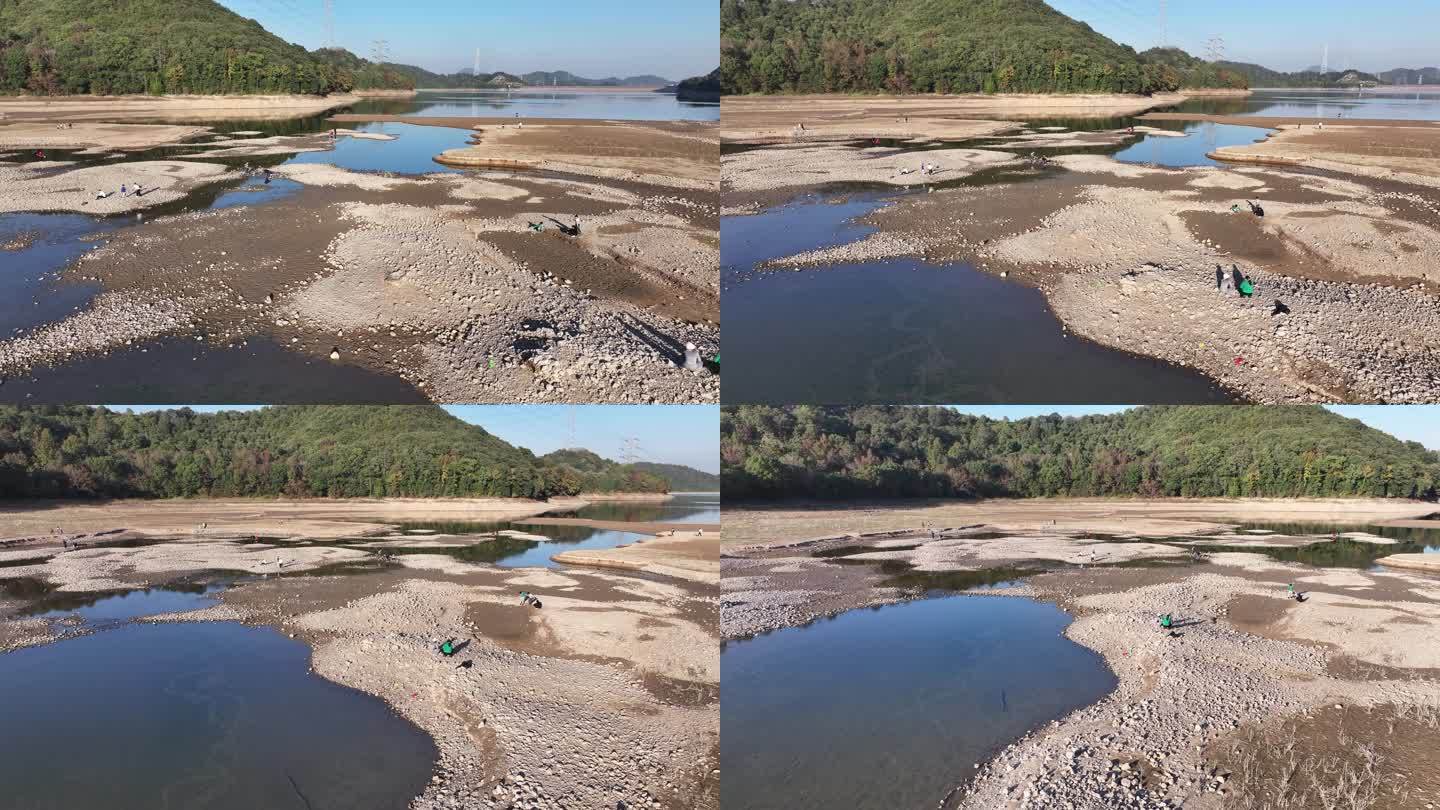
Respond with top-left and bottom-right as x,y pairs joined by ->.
0,406 -> 670,500
1215,61 -> 1380,88
722,406 -> 1440,501
539,449 -> 668,494
720,0 -> 1246,95
631,462 -> 720,491
677,68 -> 721,102
0,0 -> 412,95
310,48 -> 416,91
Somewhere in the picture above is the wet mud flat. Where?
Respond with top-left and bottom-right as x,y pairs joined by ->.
723,125 -> 1440,402
721,501 -> 1440,809
1,125 -> 719,404
0,521 -> 721,809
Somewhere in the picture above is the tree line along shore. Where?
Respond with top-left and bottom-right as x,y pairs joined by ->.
0,405 -> 712,500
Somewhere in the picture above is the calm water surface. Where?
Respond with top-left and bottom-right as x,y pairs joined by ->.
722,594 -> 1116,810
0,587 -> 437,810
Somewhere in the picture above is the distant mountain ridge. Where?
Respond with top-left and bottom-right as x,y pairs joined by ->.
384,64 -> 673,89
1378,67 -> 1440,85
631,462 -> 720,491
1215,59 -> 1382,87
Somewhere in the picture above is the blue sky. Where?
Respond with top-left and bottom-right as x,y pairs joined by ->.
217,0 -> 717,80
1046,0 -> 1440,73
107,405 -> 719,473
946,406 -> 1440,450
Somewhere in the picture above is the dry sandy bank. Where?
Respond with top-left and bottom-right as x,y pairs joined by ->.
524,517 -> 720,533
720,92 -> 1223,143
0,159 -> 240,214
0,121 -> 210,150
1209,122 -> 1440,188
722,498 -> 1434,550
0,497 -> 572,545
0,93 -> 361,122
953,559 -> 1440,809
329,115 -> 718,189
723,142 -> 1018,192
551,531 -> 720,584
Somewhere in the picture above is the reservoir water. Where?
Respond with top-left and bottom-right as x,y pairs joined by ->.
0,587 -> 437,810
721,594 -> 1117,810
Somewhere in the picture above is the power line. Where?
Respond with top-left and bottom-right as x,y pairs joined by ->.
621,437 -> 644,465
1205,36 -> 1225,63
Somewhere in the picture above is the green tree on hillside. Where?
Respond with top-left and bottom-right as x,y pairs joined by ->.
721,406 -> 1440,501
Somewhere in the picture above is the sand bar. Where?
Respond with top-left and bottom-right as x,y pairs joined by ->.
0,93 -> 361,123
329,114 -> 718,188
721,91 -> 1244,143
552,530 -> 720,584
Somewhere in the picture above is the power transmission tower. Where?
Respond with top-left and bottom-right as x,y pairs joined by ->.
323,0 -> 334,48
371,39 -> 389,64
474,47 -> 481,77
1205,36 -> 1225,63
621,437 -> 642,465
1322,44 -> 1328,76
567,405 -> 576,449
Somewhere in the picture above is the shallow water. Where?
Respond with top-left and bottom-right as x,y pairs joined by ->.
721,595 -> 1116,810
551,492 -> 721,524
721,194 -> 1233,404
386,524 -> 654,569
1112,121 -> 1273,168
288,121 -> 472,174
21,582 -> 226,622
1223,521 -> 1440,558
0,337 -> 427,403
373,88 -> 719,122
0,620 -> 437,810
386,494 -> 718,568
1171,88 -> 1440,121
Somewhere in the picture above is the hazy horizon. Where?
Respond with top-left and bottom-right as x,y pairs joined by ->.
216,0 -> 717,81
1047,0 -> 1440,74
